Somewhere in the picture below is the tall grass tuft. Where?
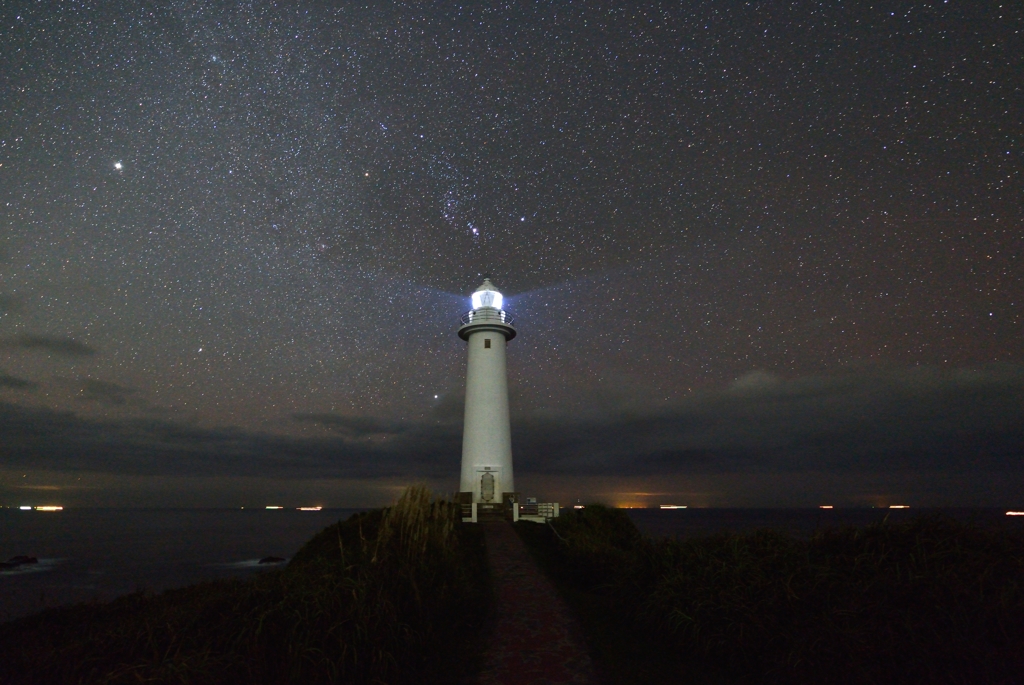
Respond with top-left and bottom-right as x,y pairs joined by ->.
518,506 -> 1024,684
0,486 -> 489,685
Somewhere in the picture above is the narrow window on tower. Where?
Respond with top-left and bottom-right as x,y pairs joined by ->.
484,338 -> 491,349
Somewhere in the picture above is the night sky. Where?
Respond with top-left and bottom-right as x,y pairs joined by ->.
1,1 -> 1021,508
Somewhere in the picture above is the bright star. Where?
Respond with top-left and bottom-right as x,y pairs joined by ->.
114,162 -> 123,170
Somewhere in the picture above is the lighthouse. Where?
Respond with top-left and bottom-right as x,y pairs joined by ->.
458,277 -> 517,516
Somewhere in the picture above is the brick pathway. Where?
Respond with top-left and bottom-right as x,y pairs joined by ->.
479,522 -> 596,685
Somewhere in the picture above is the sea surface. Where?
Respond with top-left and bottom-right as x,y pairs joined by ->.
625,506 -> 1024,539
3,506 -> 1022,624
0,507 -> 363,624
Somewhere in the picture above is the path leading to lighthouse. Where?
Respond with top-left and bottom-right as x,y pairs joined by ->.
479,522 -> 597,685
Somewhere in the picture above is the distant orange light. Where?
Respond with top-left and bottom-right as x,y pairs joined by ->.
573,505 -> 585,509
889,505 -> 910,509
819,505 -> 834,509
297,506 -> 322,511
35,506 -> 63,512
1007,511 -> 1024,516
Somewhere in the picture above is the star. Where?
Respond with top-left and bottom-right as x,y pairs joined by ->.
0,1 -> 1017,509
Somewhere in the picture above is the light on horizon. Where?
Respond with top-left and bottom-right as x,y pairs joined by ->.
35,506 -> 63,511
660,505 -> 688,509
297,506 -> 322,511
889,505 -> 910,509
1007,511 -> 1024,516
19,506 -> 31,510
265,505 -> 283,510
820,505 -> 834,509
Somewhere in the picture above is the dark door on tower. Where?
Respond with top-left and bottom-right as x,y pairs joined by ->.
480,472 -> 495,502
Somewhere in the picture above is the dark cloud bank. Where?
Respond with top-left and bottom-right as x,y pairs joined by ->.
2,366 -> 1022,499
515,366 -> 1024,477
0,293 -> 22,314
76,379 -> 135,406
0,372 -> 36,390
1,333 -> 96,357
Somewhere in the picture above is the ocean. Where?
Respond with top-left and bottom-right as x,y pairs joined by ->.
624,506 -> 1023,539
1,507 -> 362,624
2,506 -> 1021,624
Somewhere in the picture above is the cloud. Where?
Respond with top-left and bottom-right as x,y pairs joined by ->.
0,294 -> 22,314
0,402 -> 461,480
511,365 -> 1024,476
291,412 -> 406,438
77,379 -> 134,405
2,334 -> 96,357
726,369 -> 783,395
0,371 -> 37,390
0,365 -> 1021,487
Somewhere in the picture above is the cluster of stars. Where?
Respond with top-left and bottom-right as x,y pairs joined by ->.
0,1 -> 1019,433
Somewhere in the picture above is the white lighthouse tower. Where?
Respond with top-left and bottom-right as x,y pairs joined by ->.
458,277 -> 517,517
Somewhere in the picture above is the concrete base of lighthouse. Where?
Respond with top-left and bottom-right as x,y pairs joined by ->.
457,490 -> 520,522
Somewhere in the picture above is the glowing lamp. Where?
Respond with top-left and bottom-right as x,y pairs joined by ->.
471,286 -> 503,310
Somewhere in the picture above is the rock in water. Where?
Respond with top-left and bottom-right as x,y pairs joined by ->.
0,556 -> 39,569
258,556 -> 286,564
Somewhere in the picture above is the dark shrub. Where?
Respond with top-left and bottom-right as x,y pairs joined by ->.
523,510 -> 1024,684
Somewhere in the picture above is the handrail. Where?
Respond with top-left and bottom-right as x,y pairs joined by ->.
460,309 -> 515,326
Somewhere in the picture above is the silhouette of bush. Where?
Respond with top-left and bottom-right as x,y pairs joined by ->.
518,507 -> 1024,684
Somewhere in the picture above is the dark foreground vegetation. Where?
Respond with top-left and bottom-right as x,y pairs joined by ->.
517,507 -> 1024,685
0,487 -> 490,685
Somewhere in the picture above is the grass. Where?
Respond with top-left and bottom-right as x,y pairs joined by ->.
0,487 -> 491,685
516,507 -> 1024,685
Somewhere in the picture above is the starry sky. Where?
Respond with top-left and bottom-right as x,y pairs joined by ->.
1,1 -> 1021,507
